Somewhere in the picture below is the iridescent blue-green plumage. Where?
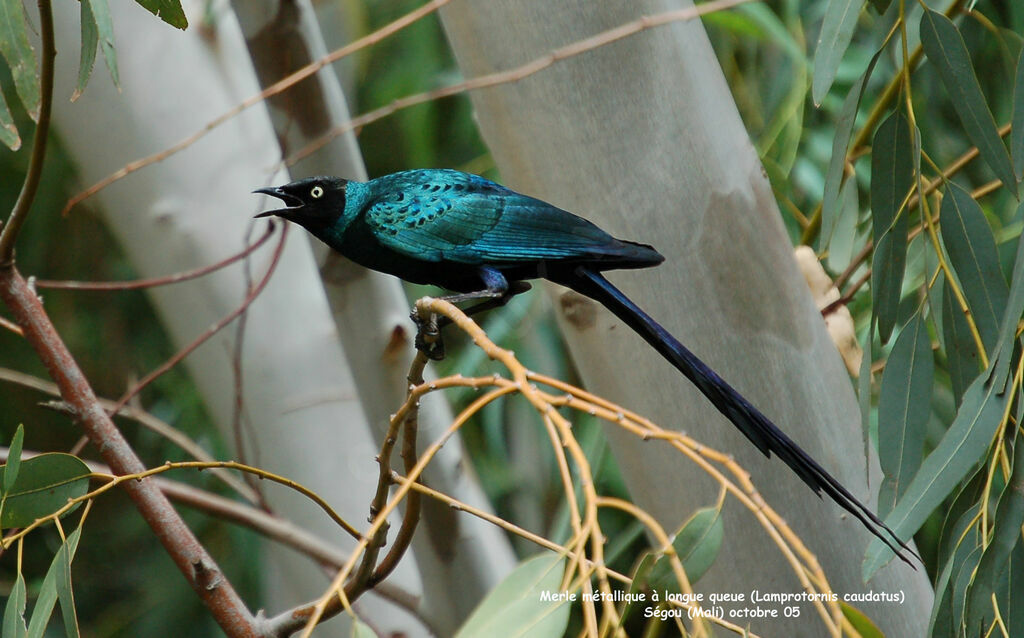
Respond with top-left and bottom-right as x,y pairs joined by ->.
268,169 -> 663,292
255,168 -> 916,566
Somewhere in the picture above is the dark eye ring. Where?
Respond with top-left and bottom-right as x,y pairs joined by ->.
311,186 -> 324,199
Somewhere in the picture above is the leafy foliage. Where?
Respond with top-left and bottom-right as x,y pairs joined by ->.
0,451 -> 90,529
455,554 -> 570,638
711,0 -> 1024,633
0,0 -> 183,150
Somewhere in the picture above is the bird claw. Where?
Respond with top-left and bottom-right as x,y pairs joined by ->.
411,310 -> 446,360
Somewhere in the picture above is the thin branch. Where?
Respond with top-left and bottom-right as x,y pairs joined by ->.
369,355 -> 426,585
0,4 -> 254,632
0,365 -> 259,504
64,0 -> 750,214
108,223 -> 287,416
820,269 -> 871,317
0,447 -> 341,564
828,120 -> 1011,292
348,354 -> 418,597
284,384 -> 519,638
286,0 -> 754,166
263,296 -> 848,637
230,225 -> 269,508
0,267 -> 258,636
0,0 -> 55,263
386,472 -> 759,638
3,459 -> 361,548
60,0 -> 455,216
286,298 -> 834,637
33,223 -> 276,291
271,351 -> 433,636
1,314 -> 23,336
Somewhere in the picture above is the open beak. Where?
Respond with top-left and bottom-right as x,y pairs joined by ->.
253,186 -> 303,218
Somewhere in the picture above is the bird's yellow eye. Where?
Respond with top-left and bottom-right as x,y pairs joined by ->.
311,186 -> 324,199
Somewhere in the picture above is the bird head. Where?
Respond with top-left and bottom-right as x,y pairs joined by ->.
254,176 -> 348,230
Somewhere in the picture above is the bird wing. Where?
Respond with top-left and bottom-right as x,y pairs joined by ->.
363,170 -> 630,264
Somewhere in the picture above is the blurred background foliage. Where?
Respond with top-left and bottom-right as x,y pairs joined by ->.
2,0 -> 1022,635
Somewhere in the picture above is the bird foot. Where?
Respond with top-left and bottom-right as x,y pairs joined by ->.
411,310 -> 446,360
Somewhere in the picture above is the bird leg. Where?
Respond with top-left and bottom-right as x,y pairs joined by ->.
412,310 -> 445,360
412,269 -> 530,360
439,281 -> 532,323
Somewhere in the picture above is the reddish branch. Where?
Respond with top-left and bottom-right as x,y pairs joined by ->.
0,267 -> 259,636
60,0 -> 455,217
34,222 -> 276,291
0,3 -> 260,634
108,223 -> 287,415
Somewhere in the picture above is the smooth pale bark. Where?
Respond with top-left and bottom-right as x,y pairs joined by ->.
440,1 -> 933,634
49,2 -> 422,635
232,1 -> 515,631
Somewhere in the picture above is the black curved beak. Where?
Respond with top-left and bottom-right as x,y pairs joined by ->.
253,186 -> 303,218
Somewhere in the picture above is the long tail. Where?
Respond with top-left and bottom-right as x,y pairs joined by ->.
558,267 -> 917,566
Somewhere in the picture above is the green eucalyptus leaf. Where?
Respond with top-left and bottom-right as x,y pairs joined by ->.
454,554 -> 569,638
942,277 -> 980,406
951,545 -> 984,636
964,435 -> 1024,633
134,0 -> 188,30
840,602 -> 885,638
0,0 -> 40,120
26,526 -> 82,638
821,41 -> 883,250
0,454 -> 91,530
74,0 -> 98,101
55,526 -> 81,638
859,325 -> 872,437
90,0 -> 119,88
813,0 -> 862,105
990,212 -> 1024,385
864,372 -> 1009,579
826,176 -> 859,272
2,572 -> 27,638
0,85 -> 19,150
877,314 -> 932,516
921,9 -> 1017,192
1000,544 -> 1024,637
648,507 -> 723,591
940,183 -> 1009,354
616,553 -> 658,629
350,617 -> 376,638
1013,48 -> 1024,179
935,471 -> 985,581
3,424 -> 25,495
870,110 -> 914,343
928,502 -> 982,636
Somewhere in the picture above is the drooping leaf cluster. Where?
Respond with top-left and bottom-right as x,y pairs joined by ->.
0,0 -> 186,150
800,2 -> 1024,635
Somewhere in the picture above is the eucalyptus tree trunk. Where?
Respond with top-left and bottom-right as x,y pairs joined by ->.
232,2 -> 514,632
48,1 -> 496,635
440,1 -> 933,635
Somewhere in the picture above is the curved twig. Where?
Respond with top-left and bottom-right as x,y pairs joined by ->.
34,223 -> 276,291
108,223 -> 286,415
